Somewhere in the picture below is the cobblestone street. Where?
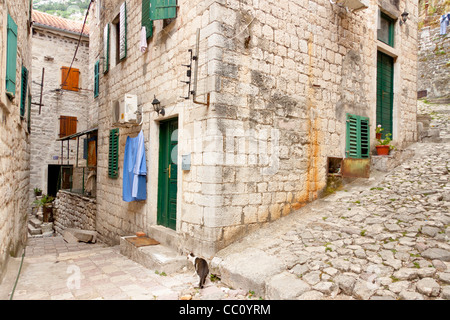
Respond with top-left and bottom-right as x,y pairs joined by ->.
1,101 -> 448,300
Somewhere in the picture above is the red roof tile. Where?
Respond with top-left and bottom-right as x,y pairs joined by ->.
32,10 -> 89,36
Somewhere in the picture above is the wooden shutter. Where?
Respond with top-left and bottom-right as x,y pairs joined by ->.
59,116 -> 77,138
61,67 -> 80,91
94,61 -> 100,98
104,24 -> 110,73
20,66 -> 29,118
119,2 -> 127,60
142,0 -> 153,39
346,114 -> 370,159
27,93 -> 32,132
150,0 -> 177,20
109,128 -> 119,178
6,14 -> 18,98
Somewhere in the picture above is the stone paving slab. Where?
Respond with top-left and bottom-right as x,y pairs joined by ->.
0,236 -> 254,300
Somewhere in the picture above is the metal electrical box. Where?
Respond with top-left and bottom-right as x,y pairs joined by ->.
182,154 -> 191,170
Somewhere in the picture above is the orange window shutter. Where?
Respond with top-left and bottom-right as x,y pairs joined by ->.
60,116 -> 68,137
61,67 -> 69,90
68,116 -> 77,136
70,68 -> 80,91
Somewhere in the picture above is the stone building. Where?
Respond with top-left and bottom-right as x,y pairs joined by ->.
29,11 -> 90,200
89,0 -> 418,258
417,0 -> 449,101
0,0 -> 33,281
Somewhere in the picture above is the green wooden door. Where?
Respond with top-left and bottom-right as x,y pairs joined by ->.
376,51 -> 394,139
157,118 -> 178,230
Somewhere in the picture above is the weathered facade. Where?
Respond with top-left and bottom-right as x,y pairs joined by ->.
0,0 -> 33,281
90,0 -> 418,258
29,11 -> 90,200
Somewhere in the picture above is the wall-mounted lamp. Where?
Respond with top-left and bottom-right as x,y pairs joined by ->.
399,11 -> 409,26
152,95 -> 165,116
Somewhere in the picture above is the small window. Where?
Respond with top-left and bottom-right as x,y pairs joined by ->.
59,116 -> 77,138
61,67 -> 80,91
346,114 -> 370,159
378,12 -> 394,47
94,60 -> 100,98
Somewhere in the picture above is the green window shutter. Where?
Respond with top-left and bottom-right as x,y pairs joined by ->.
94,61 -> 100,98
150,0 -> 177,21
108,128 -> 119,178
346,114 -> 370,159
119,2 -> 127,60
20,66 -> 29,117
142,0 -> 153,39
103,24 -> 110,73
27,93 -> 32,132
6,14 -> 18,98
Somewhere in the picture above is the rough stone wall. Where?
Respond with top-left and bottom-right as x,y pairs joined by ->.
53,190 -> 97,235
91,0 -> 418,258
29,25 -> 90,199
418,26 -> 449,99
0,1 -> 33,282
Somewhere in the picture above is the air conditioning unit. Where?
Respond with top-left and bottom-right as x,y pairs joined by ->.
112,94 -> 139,126
335,0 -> 368,12
123,94 -> 138,123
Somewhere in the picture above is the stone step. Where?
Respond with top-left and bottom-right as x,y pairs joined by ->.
119,236 -> 189,274
28,223 -> 42,236
29,217 -> 42,228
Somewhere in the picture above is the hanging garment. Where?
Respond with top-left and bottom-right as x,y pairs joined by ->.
440,14 -> 449,35
123,130 -> 147,202
140,26 -> 148,53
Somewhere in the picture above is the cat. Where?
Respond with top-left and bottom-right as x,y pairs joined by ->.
187,252 -> 209,289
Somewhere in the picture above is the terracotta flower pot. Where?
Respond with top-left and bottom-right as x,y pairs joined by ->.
376,133 -> 382,140
376,145 -> 390,155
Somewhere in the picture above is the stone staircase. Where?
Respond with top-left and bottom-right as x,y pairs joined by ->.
27,206 -> 54,238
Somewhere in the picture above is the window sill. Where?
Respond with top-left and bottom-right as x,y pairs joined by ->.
377,40 -> 398,58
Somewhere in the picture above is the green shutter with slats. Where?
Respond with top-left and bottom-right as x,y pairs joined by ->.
108,128 -> 119,178
27,93 -> 32,132
142,0 -> 153,39
119,2 -> 127,60
94,61 -> 100,98
6,14 -> 18,98
150,0 -> 177,21
376,51 -> 394,139
20,66 -> 28,118
346,114 -> 370,159
104,24 -> 110,73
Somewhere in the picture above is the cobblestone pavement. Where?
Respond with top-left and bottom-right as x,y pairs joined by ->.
213,102 -> 450,300
0,236 -> 252,300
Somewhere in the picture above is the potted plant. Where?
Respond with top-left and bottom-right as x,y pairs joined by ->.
33,194 -> 55,222
33,187 -> 42,197
375,124 -> 383,140
376,133 -> 394,155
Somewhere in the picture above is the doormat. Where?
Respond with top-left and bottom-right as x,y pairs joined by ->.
125,236 -> 160,247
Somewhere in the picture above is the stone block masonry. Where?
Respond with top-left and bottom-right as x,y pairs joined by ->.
53,190 -> 96,235
0,0 -> 33,283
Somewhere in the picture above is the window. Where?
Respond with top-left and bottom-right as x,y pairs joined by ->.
59,116 -> 77,138
6,14 -> 18,98
378,12 -> 394,47
20,66 -> 29,118
346,114 -> 370,159
110,2 -> 127,66
61,67 -> 80,91
103,24 -> 110,73
108,128 -> 119,178
94,61 -> 100,98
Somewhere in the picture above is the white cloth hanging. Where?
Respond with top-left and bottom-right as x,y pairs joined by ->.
140,26 -> 148,53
